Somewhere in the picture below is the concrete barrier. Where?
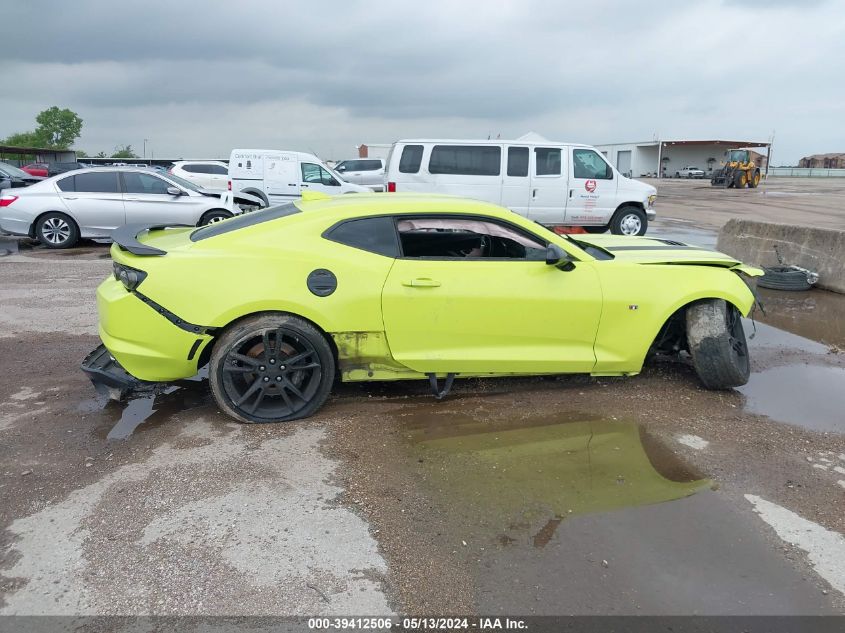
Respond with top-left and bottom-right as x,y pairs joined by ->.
717,219 -> 845,294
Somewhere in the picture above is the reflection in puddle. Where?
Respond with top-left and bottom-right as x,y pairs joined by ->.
105,377 -> 210,440
403,411 -> 709,548
738,365 -> 845,434
754,287 -> 845,350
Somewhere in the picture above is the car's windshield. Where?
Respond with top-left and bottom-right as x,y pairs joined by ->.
162,172 -> 202,192
0,162 -> 32,178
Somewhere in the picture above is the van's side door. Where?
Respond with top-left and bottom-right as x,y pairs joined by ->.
264,154 -> 300,203
501,146 -> 531,217
528,146 -> 567,224
565,148 -> 618,225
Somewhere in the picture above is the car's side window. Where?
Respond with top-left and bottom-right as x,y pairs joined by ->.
56,175 -> 75,192
398,145 -> 423,174
324,216 -> 399,257
71,171 -> 121,194
320,166 -> 339,186
397,217 -> 547,260
302,163 -> 338,186
535,148 -> 561,176
507,147 -> 529,177
573,149 -> 613,180
211,165 -> 228,175
122,172 -> 172,195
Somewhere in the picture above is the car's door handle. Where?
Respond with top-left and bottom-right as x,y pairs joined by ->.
288,183 -> 296,186
532,188 -> 537,199
569,189 -> 574,198
124,197 -> 139,201
63,196 -> 78,200
301,184 -> 309,188
402,278 -> 441,288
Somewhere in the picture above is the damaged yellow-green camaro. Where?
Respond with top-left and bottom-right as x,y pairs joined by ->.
82,192 -> 762,423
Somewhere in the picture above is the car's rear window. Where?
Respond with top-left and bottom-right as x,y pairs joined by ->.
190,202 -> 301,241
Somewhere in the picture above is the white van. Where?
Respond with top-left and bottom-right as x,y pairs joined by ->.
228,149 -> 369,206
384,139 -> 657,235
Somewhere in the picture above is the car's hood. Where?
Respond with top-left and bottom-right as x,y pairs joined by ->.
573,234 -> 762,274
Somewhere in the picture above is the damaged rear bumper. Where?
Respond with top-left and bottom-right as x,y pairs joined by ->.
81,344 -> 155,401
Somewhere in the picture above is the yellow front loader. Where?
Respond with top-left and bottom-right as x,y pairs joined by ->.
711,149 -> 762,188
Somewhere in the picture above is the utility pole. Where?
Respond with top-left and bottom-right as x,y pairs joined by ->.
143,139 -> 149,159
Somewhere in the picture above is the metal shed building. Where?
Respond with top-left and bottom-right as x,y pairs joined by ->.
594,139 -> 770,179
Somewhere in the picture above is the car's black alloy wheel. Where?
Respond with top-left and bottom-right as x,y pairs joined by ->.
209,314 -> 335,423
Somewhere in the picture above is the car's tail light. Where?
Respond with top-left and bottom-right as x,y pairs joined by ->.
0,195 -> 18,207
387,181 -> 396,192
113,262 -> 147,291
227,180 -> 232,191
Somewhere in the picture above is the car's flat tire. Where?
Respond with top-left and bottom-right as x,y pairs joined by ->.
609,206 -> 647,236
209,313 -> 335,424
35,212 -> 80,249
686,299 -> 750,389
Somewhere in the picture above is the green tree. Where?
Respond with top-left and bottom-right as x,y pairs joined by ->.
75,149 -> 89,158
34,107 -> 83,148
95,151 -> 107,158
111,144 -> 139,159
2,130 -> 45,148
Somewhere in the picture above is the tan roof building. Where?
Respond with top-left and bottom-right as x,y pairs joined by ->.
798,153 -> 845,168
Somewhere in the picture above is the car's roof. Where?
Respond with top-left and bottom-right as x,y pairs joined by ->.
230,149 -> 318,160
294,192 -> 517,222
395,138 -> 592,147
173,160 -> 227,166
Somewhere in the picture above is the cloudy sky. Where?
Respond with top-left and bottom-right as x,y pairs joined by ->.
3,0 -> 842,164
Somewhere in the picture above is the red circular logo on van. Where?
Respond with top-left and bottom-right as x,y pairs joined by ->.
585,179 -> 597,192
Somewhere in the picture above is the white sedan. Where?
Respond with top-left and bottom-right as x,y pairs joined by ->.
0,167 -> 260,249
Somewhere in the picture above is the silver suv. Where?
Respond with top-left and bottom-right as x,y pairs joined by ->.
333,158 -> 384,191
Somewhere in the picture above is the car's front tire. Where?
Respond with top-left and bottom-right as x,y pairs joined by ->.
686,299 -> 750,389
609,206 -> 647,236
35,212 -> 80,249
199,210 -> 233,225
209,313 -> 335,423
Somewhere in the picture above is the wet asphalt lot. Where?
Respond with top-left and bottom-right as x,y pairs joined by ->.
1,198 -> 845,616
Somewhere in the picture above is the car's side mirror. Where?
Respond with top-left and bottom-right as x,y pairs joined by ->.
336,166 -> 346,172
166,186 -> 182,196
546,243 -> 575,270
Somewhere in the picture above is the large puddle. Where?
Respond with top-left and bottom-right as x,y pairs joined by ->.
401,410 -> 710,547
738,365 -> 845,433
755,287 -> 845,350
742,320 -> 845,433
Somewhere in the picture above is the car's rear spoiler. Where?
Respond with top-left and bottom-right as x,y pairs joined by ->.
111,223 -> 192,256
